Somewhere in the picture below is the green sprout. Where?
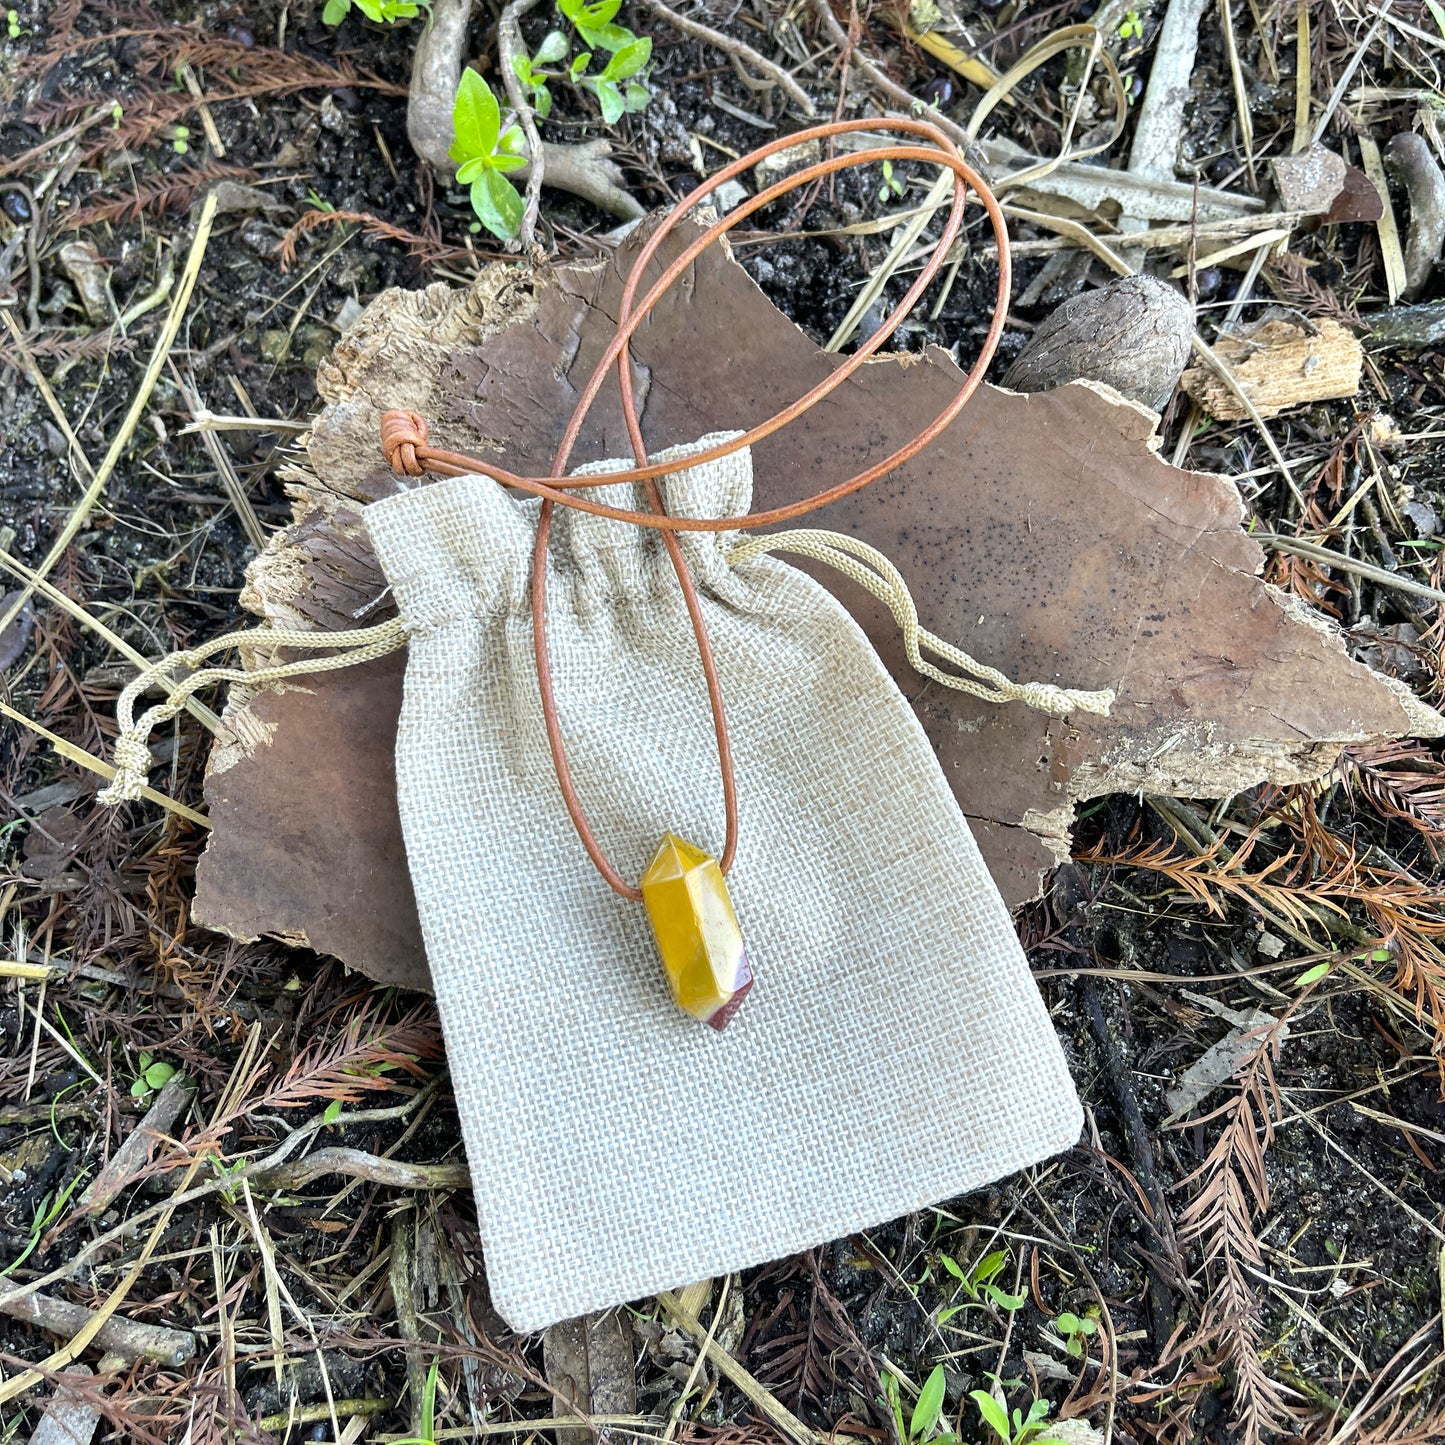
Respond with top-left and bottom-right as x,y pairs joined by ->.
1117,9 -> 1142,40
130,1051 -> 177,1099
556,0 -> 651,120
969,1391 -> 1065,1445
513,29 -> 568,118
322,0 -> 425,26
938,1247 -> 1026,1321
878,158 -> 905,203
171,124 -> 190,154
450,70 -> 528,240
1053,1310 -> 1098,1358
6,10 -> 23,39
882,1365 -> 959,1445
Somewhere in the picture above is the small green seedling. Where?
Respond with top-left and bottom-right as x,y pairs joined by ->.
969,1391 -> 1065,1445
450,69 -> 528,240
557,0 -> 635,53
578,37 -> 651,124
110,101 -> 123,127
555,0 -> 651,120
171,124 -> 190,155
1053,1311 -> 1098,1358
131,1051 -> 176,1099
938,1248 -> 1026,1321
882,1365 -> 959,1445
513,29 -> 568,118
6,10 -> 24,39
878,158 -> 904,203
322,0 -> 424,26
1116,10 -> 1142,40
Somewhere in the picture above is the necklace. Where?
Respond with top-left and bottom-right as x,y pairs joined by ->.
379,117 -> 1010,1028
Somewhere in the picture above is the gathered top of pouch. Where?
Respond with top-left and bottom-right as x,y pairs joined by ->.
362,432 -> 1082,1332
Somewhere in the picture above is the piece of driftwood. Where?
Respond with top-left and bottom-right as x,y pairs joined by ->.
1385,132 -> 1445,299
2,1292 -> 197,1367
1180,316 -> 1364,418
192,226 -> 1442,992
1003,275 -> 1193,411
28,1364 -> 100,1445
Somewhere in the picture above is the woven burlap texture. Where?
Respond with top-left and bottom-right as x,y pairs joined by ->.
363,433 -> 1082,1332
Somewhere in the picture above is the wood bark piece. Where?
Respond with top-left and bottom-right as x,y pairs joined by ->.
27,1364 -> 100,1445
1180,316 -> 1363,418
191,227 -> 1443,991
544,1311 -> 637,1445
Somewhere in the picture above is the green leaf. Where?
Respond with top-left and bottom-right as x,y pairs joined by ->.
570,50 -> 592,79
144,1061 -> 176,1090
1055,1312 -> 1081,1333
910,1366 -> 947,1442
323,1098 -> 343,1124
985,1285 -> 1026,1312
130,1078 -> 149,1098
470,168 -> 524,239
602,35 -> 651,80
1427,0 -> 1445,39
455,156 -> 487,184
322,0 -> 351,23
579,19 -> 632,50
1295,961 -> 1331,986
940,1255 -> 967,1282
1371,947 -> 1393,962
138,1051 -> 153,1071
452,68 -> 500,161
593,77 -> 625,124
535,27 -> 569,63
936,1304 -> 962,1324
973,1250 -> 1008,1286
533,85 -> 553,118
969,1391 -> 1011,1444
623,81 -> 649,112
491,152 -> 528,172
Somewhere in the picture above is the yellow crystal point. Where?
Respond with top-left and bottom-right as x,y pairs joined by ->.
640,833 -> 753,1030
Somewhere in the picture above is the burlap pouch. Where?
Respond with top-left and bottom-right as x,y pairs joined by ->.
361,433 -> 1082,1331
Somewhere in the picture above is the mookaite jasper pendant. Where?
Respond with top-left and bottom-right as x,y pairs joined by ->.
640,834 -> 753,1030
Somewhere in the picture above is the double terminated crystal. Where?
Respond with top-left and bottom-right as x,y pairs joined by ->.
640,834 -> 753,1030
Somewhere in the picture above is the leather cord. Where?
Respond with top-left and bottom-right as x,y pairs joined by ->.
380,116 -> 1012,901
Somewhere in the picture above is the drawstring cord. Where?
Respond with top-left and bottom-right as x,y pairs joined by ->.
100,532 -> 1111,806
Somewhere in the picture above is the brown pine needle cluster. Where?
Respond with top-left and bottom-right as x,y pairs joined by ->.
1169,1023 -> 1300,1445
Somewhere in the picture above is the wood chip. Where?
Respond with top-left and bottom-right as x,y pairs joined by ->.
1180,316 -> 1364,418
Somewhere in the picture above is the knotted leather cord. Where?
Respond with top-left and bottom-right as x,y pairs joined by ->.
100,120 -> 1116,871
381,116 -> 1013,901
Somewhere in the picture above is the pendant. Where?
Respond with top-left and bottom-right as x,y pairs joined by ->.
640,833 -> 753,1031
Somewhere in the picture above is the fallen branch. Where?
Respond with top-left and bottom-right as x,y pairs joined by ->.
250,1146 -> 468,1191
644,0 -> 815,116
0,1291 -> 196,1367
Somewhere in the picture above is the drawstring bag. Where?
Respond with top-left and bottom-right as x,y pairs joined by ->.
358,434 -> 1088,1330
100,117 -> 1115,1332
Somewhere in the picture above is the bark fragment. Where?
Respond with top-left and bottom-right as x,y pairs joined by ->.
192,225 -> 1442,990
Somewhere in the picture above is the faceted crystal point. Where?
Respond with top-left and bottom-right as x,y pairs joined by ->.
640,834 -> 753,1031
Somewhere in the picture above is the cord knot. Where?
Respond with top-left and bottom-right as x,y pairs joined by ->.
98,735 -> 154,805
380,409 -> 429,477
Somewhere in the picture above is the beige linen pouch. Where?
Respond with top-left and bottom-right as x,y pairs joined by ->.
361,433 -> 1082,1332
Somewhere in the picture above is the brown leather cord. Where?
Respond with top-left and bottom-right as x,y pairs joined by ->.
380,116 -> 1012,901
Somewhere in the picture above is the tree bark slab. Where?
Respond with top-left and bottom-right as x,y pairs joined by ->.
192,228 -> 1443,992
